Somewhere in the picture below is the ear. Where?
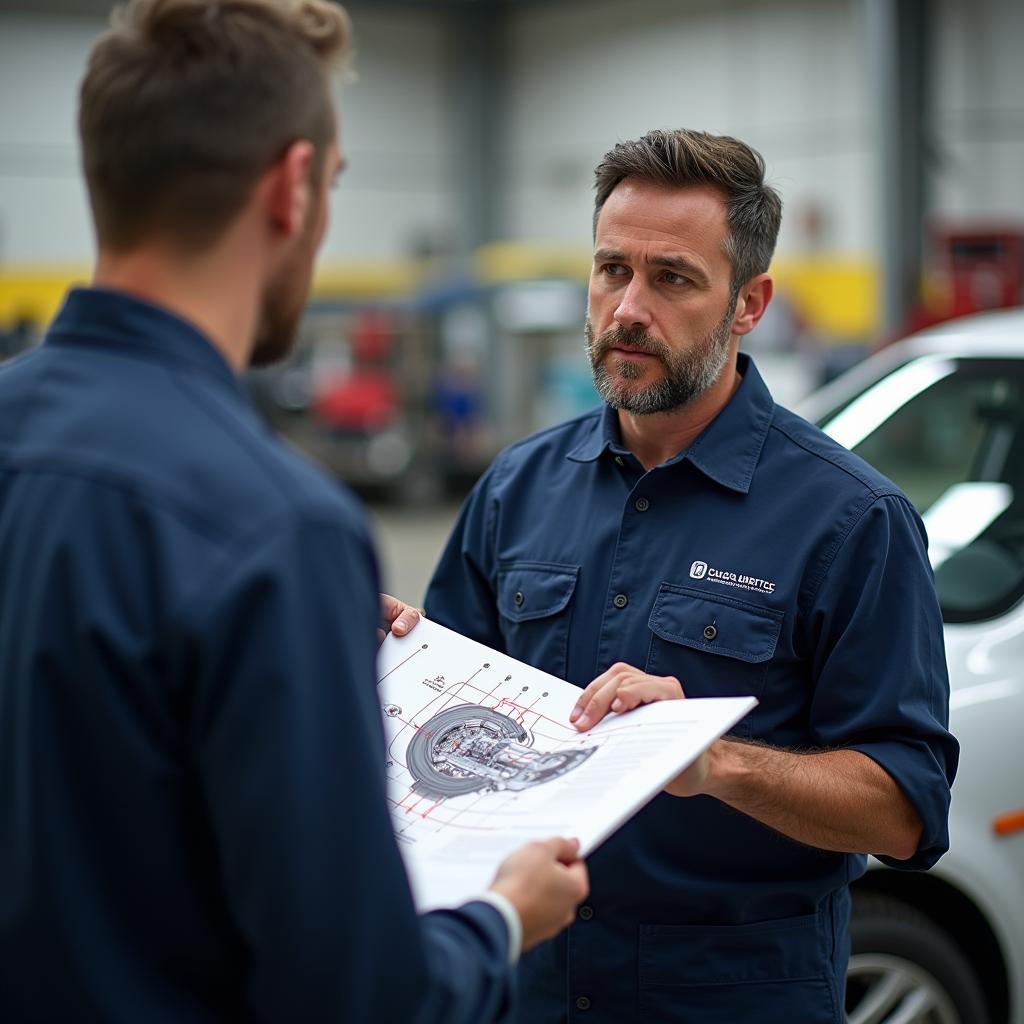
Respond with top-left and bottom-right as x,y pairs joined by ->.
265,139 -> 316,239
731,273 -> 773,336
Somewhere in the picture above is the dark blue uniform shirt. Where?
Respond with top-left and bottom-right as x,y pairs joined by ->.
426,354 -> 958,1024
0,288 -> 512,1023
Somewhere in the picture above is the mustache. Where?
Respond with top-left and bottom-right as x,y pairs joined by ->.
588,323 -> 670,361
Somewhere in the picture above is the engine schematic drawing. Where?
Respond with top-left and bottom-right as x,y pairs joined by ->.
405,704 -> 596,800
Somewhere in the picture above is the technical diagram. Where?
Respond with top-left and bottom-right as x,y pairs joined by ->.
376,617 -> 755,911
405,703 -> 596,799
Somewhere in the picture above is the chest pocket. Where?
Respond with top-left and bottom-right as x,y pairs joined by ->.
645,584 -> 782,736
496,561 -> 579,680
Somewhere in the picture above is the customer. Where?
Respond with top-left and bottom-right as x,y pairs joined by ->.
0,3 -> 586,1021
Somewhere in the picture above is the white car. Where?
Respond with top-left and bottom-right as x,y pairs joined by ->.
800,308 -> 1024,1024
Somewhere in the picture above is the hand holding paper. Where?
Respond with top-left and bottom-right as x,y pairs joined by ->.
377,617 -> 755,911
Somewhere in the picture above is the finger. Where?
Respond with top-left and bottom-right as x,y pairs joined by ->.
609,676 -> 683,714
575,671 -> 638,730
539,836 -> 582,863
379,592 -> 402,623
570,663 -> 637,724
569,666 -> 618,723
379,593 -> 420,636
609,685 -> 647,714
390,605 -> 421,637
566,861 -> 590,899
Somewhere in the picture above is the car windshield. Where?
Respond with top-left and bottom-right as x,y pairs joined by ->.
818,356 -> 1024,623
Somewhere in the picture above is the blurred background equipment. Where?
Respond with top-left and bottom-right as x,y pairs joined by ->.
2,2 -> 1024,1021
2,0 -> 1022,501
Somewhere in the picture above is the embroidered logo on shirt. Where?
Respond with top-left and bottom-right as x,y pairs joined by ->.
691,559 -> 775,594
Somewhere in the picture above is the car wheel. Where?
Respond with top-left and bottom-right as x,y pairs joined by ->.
846,893 -> 989,1024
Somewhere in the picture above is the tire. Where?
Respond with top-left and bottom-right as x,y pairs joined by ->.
846,893 -> 989,1024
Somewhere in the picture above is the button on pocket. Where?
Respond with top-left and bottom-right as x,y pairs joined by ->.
649,585 -> 781,662
645,584 -> 783,734
497,562 -> 579,679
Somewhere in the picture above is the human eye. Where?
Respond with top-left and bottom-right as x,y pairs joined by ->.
601,263 -> 627,277
661,270 -> 690,286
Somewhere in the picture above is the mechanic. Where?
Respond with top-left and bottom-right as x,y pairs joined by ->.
425,128 -> 959,1024
0,2 -> 587,1021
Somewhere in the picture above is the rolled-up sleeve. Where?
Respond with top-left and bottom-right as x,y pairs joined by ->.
804,493 -> 959,870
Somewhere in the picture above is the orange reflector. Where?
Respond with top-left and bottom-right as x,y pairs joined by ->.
993,809 -> 1024,837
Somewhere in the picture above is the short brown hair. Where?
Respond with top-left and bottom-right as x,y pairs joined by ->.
79,0 -> 351,251
593,129 -> 782,295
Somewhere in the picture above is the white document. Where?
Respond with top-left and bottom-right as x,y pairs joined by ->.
377,617 -> 755,911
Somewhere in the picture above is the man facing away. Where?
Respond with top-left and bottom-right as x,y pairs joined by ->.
425,130 -> 959,1023
0,2 -> 587,1021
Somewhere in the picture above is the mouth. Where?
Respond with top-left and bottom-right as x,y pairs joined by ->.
607,347 -> 659,360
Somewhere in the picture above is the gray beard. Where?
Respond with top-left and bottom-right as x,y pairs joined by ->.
585,305 -> 734,415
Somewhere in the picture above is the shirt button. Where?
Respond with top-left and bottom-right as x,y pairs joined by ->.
514,591 -> 524,607
575,995 -> 592,1011
703,624 -> 717,640
578,904 -> 594,920
634,497 -> 649,512
613,593 -> 628,609
614,456 -> 625,467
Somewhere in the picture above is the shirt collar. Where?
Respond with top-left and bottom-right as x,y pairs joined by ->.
45,286 -> 244,396
566,352 -> 775,494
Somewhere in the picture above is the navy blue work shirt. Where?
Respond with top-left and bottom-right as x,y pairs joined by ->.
426,353 -> 958,1024
0,288 -> 513,1023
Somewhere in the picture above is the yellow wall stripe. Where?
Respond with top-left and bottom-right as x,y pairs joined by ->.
0,250 -> 881,341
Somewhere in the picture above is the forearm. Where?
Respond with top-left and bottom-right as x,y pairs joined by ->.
701,741 -> 923,860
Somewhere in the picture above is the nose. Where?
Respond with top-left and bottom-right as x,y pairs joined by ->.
613,277 -> 652,330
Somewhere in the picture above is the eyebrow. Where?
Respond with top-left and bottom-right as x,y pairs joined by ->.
593,248 -> 710,287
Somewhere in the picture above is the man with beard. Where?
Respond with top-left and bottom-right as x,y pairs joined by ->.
425,129 -> 957,1023
0,2 -> 588,1021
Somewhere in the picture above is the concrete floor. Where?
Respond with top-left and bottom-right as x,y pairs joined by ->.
366,500 -> 462,608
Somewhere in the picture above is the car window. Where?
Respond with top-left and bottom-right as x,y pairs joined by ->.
821,358 -> 1024,623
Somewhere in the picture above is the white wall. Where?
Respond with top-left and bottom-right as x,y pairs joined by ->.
501,0 -> 872,257
932,0 -> 1024,222
1,0 -> 1021,267
0,15 -> 100,263
0,7 -> 457,264
501,0 -> 1024,258
325,7 -> 456,260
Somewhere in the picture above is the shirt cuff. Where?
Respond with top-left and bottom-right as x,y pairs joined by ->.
472,891 -> 522,965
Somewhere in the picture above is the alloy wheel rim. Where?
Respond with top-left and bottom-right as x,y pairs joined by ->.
846,953 -> 961,1024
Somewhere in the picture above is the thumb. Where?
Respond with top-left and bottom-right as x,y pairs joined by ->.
541,836 -> 582,863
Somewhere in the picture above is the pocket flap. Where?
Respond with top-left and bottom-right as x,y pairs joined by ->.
649,585 -> 782,664
497,562 -> 579,622
639,913 -> 824,986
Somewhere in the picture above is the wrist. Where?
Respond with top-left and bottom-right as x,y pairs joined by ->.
475,890 -> 522,964
704,738 -> 758,802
